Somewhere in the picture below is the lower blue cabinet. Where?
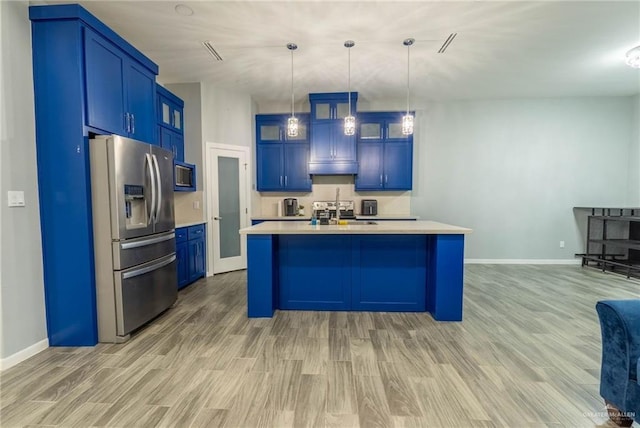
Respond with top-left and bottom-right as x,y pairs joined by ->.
176,241 -> 189,289
176,224 -> 206,289
276,235 -> 426,311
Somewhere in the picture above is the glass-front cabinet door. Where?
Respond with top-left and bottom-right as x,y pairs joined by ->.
314,103 -> 331,120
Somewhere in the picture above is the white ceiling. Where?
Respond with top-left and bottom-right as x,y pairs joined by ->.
35,1 -> 640,105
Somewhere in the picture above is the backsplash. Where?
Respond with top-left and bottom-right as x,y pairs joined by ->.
174,191 -> 205,225
256,175 -> 411,216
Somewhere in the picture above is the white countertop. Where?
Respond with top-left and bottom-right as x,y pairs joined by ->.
357,215 -> 419,220
240,220 -> 472,235
252,216 -> 311,221
175,221 -> 206,228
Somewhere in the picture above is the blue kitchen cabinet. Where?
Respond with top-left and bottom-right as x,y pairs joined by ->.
176,228 -> 189,289
188,224 -> 206,282
159,126 -> 184,161
256,114 -> 311,192
266,234 -> 426,313
355,112 -> 413,191
84,27 -> 156,143
308,92 -> 358,174
30,4 -> 159,346
157,85 -> 184,133
156,85 -> 184,160
256,143 -> 284,191
188,239 -> 206,282
176,224 -> 206,288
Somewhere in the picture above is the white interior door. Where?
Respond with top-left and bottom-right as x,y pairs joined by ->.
206,143 -> 249,274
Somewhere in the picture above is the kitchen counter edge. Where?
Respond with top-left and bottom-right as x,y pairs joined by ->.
240,220 -> 472,235
175,221 -> 206,228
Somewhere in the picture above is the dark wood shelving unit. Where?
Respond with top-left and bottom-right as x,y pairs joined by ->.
578,207 -> 640,278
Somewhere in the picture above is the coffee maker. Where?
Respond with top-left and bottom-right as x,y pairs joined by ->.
284,198 -> 298,216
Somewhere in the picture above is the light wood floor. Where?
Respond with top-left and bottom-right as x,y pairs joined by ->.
1,265 -> 639,428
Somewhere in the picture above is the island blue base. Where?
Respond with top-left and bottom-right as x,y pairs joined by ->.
247,233 -> 465,321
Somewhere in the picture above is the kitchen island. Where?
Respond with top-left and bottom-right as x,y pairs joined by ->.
239,221 -> 472,321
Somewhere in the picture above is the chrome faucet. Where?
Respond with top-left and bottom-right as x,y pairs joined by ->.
335,187 -> 340,222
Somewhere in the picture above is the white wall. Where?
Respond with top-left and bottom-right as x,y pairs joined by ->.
0,1 -> 48,366
201,84 -> 254,148
629,94 -> 640,204
411,96 -> 637,260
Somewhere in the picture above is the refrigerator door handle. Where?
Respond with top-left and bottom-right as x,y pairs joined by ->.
151,154 -> 162,224
120,232 -> 176,250
145,153 -> 157,224
122,254 -> 176,280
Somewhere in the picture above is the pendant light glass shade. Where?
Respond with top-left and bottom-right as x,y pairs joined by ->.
286,43 -> 299,138
287,117 -> 299,137
626,45 -> 640,68
402,38 -> 415,136
344,40 -> 356,136
402,114 -> 414,135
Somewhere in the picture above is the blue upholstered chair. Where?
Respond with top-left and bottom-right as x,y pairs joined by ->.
596,300 -> 640,427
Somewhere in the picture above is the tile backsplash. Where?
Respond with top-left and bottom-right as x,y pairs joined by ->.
256,175 -> 411,216
174,191 -> 205,225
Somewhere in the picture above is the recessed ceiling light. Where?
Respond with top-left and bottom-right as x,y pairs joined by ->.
175,4 -> 194,16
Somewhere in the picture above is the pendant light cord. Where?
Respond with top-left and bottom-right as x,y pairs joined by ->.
290,48 -> 295,117
406,43 -> 410,115
348,46 -> 351,116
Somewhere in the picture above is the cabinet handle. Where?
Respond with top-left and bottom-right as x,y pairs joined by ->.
280,176 -> 283,186
285,176 -> 288,187
125,113 -> 130,133
380,174 -> 383,186
385,174 -> 388,184
131,114 -> 135,134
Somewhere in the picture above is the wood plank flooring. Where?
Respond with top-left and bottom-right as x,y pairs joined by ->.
1,265 -> 639,427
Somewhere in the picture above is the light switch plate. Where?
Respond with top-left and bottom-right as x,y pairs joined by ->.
8,191 -> 25,207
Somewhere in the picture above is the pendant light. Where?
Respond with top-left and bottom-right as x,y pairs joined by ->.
344,40 -> 356,136
402,38 -> 415,135
287,43 -> 299,138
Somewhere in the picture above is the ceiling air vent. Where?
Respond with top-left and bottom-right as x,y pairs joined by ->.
202,41 -> 223,61
438,33 -> 457,53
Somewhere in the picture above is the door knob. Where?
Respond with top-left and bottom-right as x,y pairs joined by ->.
214,217 -> 222,220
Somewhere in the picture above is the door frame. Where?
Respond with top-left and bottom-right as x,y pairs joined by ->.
204,142 -> 251,275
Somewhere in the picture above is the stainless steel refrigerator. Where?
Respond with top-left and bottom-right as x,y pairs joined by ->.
90,135 -> 177,343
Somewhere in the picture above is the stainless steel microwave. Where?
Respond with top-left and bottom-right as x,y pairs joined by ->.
174,161 -> 196,191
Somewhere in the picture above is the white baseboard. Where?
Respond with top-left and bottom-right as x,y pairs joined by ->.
465,259 -> 581,265
0,338 -> 49,371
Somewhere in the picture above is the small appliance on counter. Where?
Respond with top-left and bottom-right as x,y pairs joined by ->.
284,198 -> 298,216
312,201 -> 356,220
361,199 -> 378,216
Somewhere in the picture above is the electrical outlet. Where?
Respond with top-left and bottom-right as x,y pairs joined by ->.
8,191 -> 25,207
559,240 -> 565,248
193,201 -> 200,210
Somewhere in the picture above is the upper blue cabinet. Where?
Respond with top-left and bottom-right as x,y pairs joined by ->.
156,85 -> 185,161
308,92 -> 358,174
84,26 -> 156,143
157,85 -> 184,133
256,114 -> 311,192
31,4 -> 158,145
355,112 -> 413,191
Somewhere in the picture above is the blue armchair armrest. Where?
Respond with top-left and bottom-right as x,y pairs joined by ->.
596,300 -> 640,423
